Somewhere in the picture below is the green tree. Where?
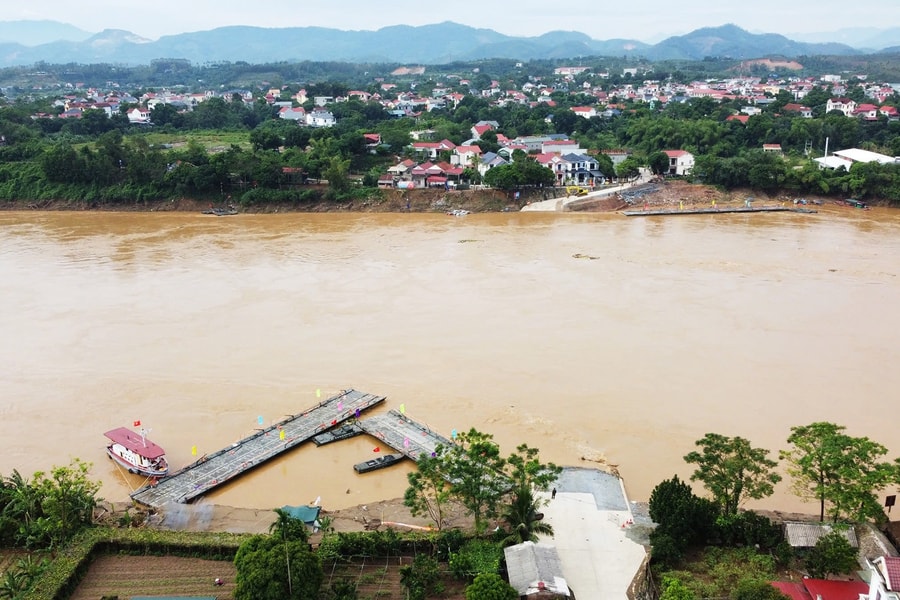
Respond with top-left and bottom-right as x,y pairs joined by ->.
648,151 -> 670,176
465,573 -> 518,600
443,428 -> 508,534
323,156 -> 351,198
616,156 -> 642,180
804,530 -> 858,579
503,444 -> 561,492
404,453 -> 452,530
649,475 -> 719,551
684,433 -> 781,515
234,535 -> 322,600
780,422 -> 900,523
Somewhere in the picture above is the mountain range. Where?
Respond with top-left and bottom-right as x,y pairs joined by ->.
0,21 -> 897,67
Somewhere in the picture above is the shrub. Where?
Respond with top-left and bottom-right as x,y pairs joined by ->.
805,530 -> 858,579
465,572 -> 518,600
449,539 -> 504,581
399,554 -> 443,600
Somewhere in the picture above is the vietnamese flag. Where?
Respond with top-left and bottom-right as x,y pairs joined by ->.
133,420 -> 141,427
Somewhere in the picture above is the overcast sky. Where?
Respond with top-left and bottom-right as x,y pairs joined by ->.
8,0 -> 899,42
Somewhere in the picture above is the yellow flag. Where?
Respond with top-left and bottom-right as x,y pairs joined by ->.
280,430 -> 285,441
191,445 -> 197,456
399,403 -> 406,415
316,388 -> 321,398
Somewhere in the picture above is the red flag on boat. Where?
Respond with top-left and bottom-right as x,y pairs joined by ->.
373,446 -> 380,452
133,420 -> 141,427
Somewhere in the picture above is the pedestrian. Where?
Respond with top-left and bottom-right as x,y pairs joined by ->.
551,487 -> 557,500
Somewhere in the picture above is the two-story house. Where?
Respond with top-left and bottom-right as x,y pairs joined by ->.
663,150 -> 695,176
826,97 -> 857,116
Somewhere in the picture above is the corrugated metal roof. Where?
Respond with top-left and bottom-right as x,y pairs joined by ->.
784,521 -> 858,548
504,541 -> 569,597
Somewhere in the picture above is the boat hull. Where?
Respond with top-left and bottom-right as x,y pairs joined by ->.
107,447 -> 169,478
353,453 -> 403,474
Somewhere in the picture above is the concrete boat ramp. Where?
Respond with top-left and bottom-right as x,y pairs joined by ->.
131,391 -> 455,508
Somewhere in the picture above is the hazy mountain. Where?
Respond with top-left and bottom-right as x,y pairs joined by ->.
0,20 -> 887,68
0,20 -> 92,46
644,24 -> 858,61
790,26 -> 900,51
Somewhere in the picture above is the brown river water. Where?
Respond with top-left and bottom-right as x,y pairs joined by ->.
1,208 -> 899,515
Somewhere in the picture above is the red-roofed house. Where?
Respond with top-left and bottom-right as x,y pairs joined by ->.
783,103 -> 813,118
411,139 -> 456,159
803,578 -> 868,600
763,143 -> 783,154
727,114 -> 750,124
664,150 -> 695,176
771,579 -> 869,600
571,106 -> 598,119
853,104 -> 880,120
880,106 -> 899,120
279,106 -> 307,121
471,123 -> 494,139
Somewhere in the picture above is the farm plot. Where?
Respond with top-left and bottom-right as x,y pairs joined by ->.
69,555 -> 236,600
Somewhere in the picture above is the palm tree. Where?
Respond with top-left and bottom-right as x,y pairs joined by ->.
268,508 -> 308,542
501,486 -> 554,546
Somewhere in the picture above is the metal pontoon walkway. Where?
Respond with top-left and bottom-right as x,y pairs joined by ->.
130,389 -> 385,507
356,410 -> 454,462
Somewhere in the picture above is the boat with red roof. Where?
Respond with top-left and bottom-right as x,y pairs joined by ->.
104,427 -> 169,477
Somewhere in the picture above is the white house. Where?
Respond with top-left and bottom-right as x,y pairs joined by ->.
306,109 -> 336,128
826,97 -> 857,116
126,106 -> 151,124
663,150 -> 695,176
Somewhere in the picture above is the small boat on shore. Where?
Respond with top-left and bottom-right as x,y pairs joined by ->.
353,453 -> 403,474
104,427 -> 169,477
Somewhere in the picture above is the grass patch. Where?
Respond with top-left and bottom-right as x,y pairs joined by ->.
133,129 -> 252,152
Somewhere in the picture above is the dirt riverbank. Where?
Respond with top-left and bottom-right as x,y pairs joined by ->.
4,181 -> 843,214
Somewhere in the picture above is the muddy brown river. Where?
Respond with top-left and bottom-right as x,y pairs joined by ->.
1,208 -> 899,515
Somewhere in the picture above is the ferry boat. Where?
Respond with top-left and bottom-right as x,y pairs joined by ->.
104,427 -> 169,477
